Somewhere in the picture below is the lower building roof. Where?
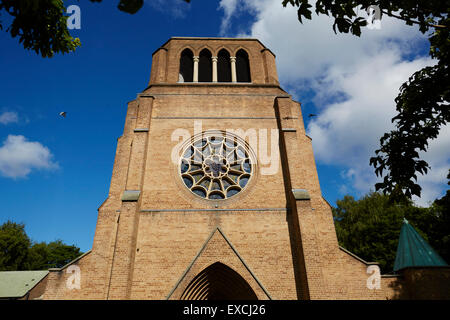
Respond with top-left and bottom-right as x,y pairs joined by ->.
0,270 -> 48,299
394,219 -> 448,272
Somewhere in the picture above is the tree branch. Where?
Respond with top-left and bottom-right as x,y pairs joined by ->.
380,9 -> 446,29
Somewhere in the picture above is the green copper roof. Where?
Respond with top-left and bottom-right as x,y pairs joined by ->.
394,219 -> 448,272
0,270 -> 48,298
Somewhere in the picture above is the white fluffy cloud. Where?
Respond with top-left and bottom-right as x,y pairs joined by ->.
307,52 -> 434,204
219,0 -> 449,205
0,111 -> 18,125
219,0 -> 239,35
0,135 -> 58,179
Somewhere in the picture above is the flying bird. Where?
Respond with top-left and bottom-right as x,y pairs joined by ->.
308,114 -> 317,118
59,112 -> 67,118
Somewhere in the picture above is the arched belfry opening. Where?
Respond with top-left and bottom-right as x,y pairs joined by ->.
236,49 -> 251,82
217,49 -> 231,82
179,49 -> 193,82
199,49 -> 212,82
180,262 -> 258,300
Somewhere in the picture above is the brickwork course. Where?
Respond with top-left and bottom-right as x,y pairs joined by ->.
38,38 -> 449,300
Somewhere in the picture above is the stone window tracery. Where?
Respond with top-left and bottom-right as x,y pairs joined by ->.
179,132 -> 255,200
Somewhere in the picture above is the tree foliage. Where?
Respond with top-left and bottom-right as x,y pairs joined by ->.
283,0 -> 449,202
428,170 -> 450,261
0,0 -> 189,57
0,221 -> 31,271
333,191 -> 450,273
0,220 -> 82,271
370,20 -> 449,201
0,0 -> 80,57
28,240 -> 82,270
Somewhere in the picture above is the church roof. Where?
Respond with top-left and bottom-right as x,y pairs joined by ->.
393,219 -> 448,272
0,270 -> 48,299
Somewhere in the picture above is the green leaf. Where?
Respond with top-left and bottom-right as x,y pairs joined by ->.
117,0 -> 144,14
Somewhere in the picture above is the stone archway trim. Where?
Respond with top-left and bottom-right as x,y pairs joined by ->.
165,227 -> 272,300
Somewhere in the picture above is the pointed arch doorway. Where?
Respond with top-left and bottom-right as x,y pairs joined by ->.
180,262 -> 258,300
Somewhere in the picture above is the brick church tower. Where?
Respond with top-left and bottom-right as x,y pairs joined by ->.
41,37 -> 404,300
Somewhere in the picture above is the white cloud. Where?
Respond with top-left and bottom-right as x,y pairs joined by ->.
226,0 -> 426,80
219,0 -> 449,205
219,0 -> 240,35
307,52 -> 432,187
219,0 -> 260,36
0,111 -> 18,125
0,135 -> 58,179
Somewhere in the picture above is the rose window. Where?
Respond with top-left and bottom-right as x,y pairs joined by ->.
179,132 -> 254,200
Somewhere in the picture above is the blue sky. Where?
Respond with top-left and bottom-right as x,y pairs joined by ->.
0,0 -> 448,253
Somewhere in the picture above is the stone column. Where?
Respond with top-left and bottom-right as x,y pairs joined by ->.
230,56 -> 237,83
212,56 -> 218,82
193,56 -> 199,82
